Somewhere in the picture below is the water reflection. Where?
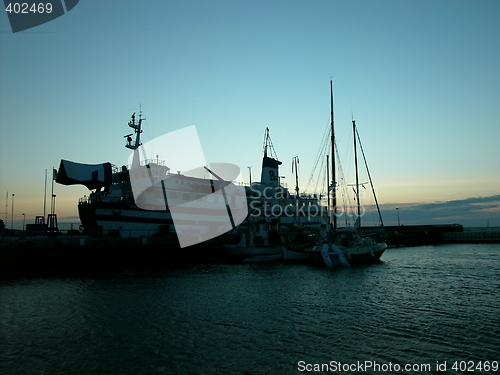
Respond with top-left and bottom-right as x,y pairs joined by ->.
1,244 -> 499,374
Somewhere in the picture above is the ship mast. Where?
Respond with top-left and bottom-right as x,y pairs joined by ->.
353,119 -> 361,227
330,80 -> 337,229
262,127 -> 278,160
124,109 -> 144,166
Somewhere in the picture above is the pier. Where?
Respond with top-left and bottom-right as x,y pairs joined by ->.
1,223 -> 499,278
379,224 -> 500,247
0,232 -> 229,278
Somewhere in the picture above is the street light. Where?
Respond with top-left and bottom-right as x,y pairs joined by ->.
11,193 -> 14,230
396,207 -> 400,227
22,213 -> 26,231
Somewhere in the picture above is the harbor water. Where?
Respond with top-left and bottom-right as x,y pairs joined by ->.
1,244 -> 499,374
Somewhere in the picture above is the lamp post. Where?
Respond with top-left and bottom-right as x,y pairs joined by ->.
396,207 -> 400,227
4,189 -> 7,226
22,213 -> 26,231
11,194 -> 14,230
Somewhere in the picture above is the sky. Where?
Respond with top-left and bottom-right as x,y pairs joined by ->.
1,0 -> 499,229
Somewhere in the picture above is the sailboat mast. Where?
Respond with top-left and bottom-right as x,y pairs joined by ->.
292,156 -> 300,197
330,80 -> 337,229
353,119 -> 361,225
326,154 -> 330,224
292,156 -> 300,223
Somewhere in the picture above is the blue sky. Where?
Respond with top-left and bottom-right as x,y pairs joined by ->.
1,0 -> 499,229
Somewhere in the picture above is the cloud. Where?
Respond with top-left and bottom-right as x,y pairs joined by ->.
368,195 -> 500,227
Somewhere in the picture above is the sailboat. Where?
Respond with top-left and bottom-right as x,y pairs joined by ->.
308,81 -> 387,267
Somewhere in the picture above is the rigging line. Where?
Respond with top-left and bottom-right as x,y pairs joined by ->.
141,116 -> 153,161
355,126 -> 384,227
312,156 -> 326,196
305,123 -> 329,190
334,137 -> 354,227
307,149 -> 328,194
330,123 -> 362,226
315,137 -> 340,198
305,116 -> 331,191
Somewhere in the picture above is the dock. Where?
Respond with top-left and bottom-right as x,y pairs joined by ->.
378,224 -> 500,247
0,233 -> 230,278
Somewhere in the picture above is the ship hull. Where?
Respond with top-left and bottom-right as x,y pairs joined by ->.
308,241 -> 387,267
78,199 -> 245,241
347,247 -> 386,265
78,201 -> 174,238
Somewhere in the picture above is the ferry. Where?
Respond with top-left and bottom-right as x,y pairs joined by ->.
56,111 -> 247,248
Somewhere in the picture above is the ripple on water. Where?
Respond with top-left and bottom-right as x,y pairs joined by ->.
1,244 -> 499,374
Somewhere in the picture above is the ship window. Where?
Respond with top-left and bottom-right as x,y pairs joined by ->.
169,192 -> 178,200
182,193 -> 190,201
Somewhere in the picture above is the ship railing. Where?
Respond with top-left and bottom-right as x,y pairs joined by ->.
235,181 -> 251,187
125,159 -> 167,170
286,193 -> 325,202
143,158 -> 166,166
79,192 -> 109,204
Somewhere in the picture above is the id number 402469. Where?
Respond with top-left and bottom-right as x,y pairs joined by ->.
5,3 -> 53,13
452,361 -> 498,372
